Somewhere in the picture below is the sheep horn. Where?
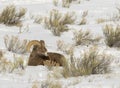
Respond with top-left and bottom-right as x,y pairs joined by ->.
27,40 -> 41,52
40,40 -> 45,47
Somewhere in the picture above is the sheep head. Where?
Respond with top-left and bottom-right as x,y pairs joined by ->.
27,40 -> 48,56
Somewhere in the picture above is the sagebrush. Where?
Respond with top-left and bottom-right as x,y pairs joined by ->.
62,46 -> 111,77
0,51 -> 25,73
32,14 -> 43,24
103,24 -> 120,47
0,5 -> 26,26
62,0 -> 71,8
96,18 -> 106,24
44,9 -> 76,36
53,0 -> 59,6
79,11 -> 88,25
111,7 -> 120,21
56,40 -> 74,55
32,80 -> 62,88
62,0 -> 80,8
4,35 -> 29,54
44,60 -> 60,70
73,29 -> 101,46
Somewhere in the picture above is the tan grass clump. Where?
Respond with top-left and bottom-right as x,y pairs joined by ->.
44,9 -> 76,36
62,46 -> 111,77
62,0 -> 81,8
0,51 -> 25,73
111,7 -> 120,21
53,0 -> 59,6
96,18 -> 106,24
62,0 -> 71,8
0,5 -> 26,26
32,15 -> 43,24
73,29 -> 101,46
4,35 -> 29,54
55,0 -> 80,8
32,80 -> 62,88
56,40 -> 74,55
12,55 -> 25,70
44,60 -> 60,70
103,24 -> 120,47
0,59 -> 13,73
79,11 -> 88,25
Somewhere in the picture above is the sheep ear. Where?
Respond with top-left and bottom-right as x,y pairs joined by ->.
40,40 -> 45,47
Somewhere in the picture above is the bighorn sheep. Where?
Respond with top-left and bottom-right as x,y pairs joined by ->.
27,40 -> 66,66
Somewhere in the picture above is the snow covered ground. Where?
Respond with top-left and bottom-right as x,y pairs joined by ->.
0,0 -> 120,88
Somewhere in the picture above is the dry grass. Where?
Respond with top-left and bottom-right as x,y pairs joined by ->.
48,81 -> 62,88
4,35 -> 29,54
0,57 -> 13,73
96,18 -> 107,24
73,29 -> 101,46
32,14 -> 43,24
18,24 -> 30,33
103,24 -> 120,47
56,40 -> 74,55
79,11 -> 88,25
32,80 -> 62,88
0,5 -> 26,26
44,9 -> 76,36
111,7 -> 120,21
53,0 -> 59,6
44,60 -> 60,70
0,51 -> 25,73
12,55 -> 25,70
62,46 -> 111,78
62,0 -> 71,8
62,0 -> 81,8
0,51 -> 12,73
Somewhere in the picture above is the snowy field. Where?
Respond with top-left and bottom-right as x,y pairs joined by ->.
0,0 -> 120,88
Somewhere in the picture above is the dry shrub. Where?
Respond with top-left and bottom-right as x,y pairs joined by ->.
0,5 -> 26,26
12,55 -> 25,70
32,81 -> 39,88
103,24 -> 120,47
4,35 -> 29,54
56,40 -> 74,55
62,0 -> 80,8
18,23 -> 30,34
0,51 -> 25,73
0,51 -> 3,58
44,60 -> 60,70
53,0 -> 59,6
0,51 -> 12,73
78,46 -> 111,75
0,57 -> 13,73
46,77 -> 62,88
48,67 -> 63,79
44,9 -> 76,36
111,7 -> 120,21
62,46 -> 111,78
48,81 -> 62,88
62,0 -> 71,8
32,80 -> 62,88
32,15 -> 43,24
79,11 -> 88,25
11,55 -> 26,74
73,29 -> 101,46
96,18 -> 106,24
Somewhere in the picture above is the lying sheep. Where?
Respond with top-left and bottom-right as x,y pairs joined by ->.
27,40 -> 66,66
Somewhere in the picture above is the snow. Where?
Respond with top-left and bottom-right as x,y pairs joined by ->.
0,0 -> 120,88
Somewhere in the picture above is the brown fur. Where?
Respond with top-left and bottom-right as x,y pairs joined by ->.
27,40 -> 66,66
47,52 -> 66,66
